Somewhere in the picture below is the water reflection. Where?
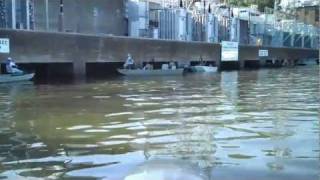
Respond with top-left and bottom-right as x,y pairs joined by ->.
124,159 -> 206,180
0,67 -> 319,180
123,80 -> 218,169
266,93 -> 292,171
221,71 -> 238,102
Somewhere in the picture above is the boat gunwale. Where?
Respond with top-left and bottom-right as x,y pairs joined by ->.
117,69 -> 184,76
0,73 -> 35,83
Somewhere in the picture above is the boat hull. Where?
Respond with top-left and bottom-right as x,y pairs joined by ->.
0,73 -> 35,83
117,69 -> 184,76
192,66 -> 217,73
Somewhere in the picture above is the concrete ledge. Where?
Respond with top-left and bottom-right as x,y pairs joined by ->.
0,29 -> 318,76
0,29 -> 221,64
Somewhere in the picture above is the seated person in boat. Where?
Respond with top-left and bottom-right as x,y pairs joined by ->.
169,61 -> 177,70
143,61 -> 154,70
123,54 -> 135,69
5,57 -> 24,75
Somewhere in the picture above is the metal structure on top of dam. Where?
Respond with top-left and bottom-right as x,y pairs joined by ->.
0,0 -> 318,47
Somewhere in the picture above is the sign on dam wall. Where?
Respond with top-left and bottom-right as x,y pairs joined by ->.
0,38 -> 10,53
221,41 -> 239,61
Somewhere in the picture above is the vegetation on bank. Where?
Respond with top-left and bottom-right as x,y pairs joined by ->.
227,0 -> 274,12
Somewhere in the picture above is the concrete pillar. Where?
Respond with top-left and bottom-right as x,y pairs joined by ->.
216,57 -> 221,71
73,61 -> 86,79
216,58 -> 221,71
282,58 -> 288,66
11,0 -> 16,29
45,0 -> 49,30
58,0 -> 64,32
259,59 -> 265,67
239,59 -> 245,69
287,59 -> 294,67
216,45 -> 221,71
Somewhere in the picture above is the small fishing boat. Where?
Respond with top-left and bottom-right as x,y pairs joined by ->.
191,66 -> 218,73
0,73 -> 35,83
117,69 -> 184,76
297,59 -> 319,66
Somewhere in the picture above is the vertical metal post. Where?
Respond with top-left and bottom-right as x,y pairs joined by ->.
273,0 -> 278,46
45,0 -> 49,30
202,0 -> 206,41
58,0 -> 64,32
11,0 -> 16,29
248,10 -> 250,44
293,0 -> 298,20
0,0 -> 7,28
26,0 -> 30,29
93,7 -> 98,34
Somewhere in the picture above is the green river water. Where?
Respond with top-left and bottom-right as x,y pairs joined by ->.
0,66 -> 319,180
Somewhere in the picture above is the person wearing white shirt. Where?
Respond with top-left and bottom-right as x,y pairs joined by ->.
5,57 -> 23,75
124,54 -> 135,69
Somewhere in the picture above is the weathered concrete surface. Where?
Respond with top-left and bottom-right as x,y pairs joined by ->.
238,45 -> 319,69
0,29 -> 221,64
239,45 -> 318,61
0,29 -> 318,76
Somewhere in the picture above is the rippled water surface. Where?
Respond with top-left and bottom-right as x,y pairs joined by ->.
0,67 -> 319,180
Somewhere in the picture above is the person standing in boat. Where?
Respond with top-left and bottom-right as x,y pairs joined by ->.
5,57 -> 23,75
124,54 -> 135,69
199,55 -> 205,66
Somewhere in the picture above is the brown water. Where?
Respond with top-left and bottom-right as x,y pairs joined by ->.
0,66 -> 319,180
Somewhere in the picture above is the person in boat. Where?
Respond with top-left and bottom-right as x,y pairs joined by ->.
5,57 -> 23,75
199,55 -> 205,66
123,54 -> 135,69
151,57 -> 155,68
143,62 -> 153,70
169,61 -> 176,70
143,58 -> 155,70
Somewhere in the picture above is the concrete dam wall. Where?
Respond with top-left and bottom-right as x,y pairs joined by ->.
0,29 -> 318,78
0,29 -> 221,77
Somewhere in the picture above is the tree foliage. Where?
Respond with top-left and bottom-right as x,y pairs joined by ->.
227,0 -> 274,12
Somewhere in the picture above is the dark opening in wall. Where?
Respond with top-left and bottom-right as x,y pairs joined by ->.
86,62 -> 123,78
0,64 -> 5,73
151,61 -> 179,69
1,63 -> 39,74
1,63 -> 73,84
294,34 -> 303,47
304,36 -> 311,48
142,61 -> 197,69
264,60 -> 283,68
220,61 -> 240,70
244,60 -> 260,69
283,33 -> 293,47
190,61 -> 216,66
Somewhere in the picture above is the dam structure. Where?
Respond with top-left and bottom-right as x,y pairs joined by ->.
0,0 -> 318,79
